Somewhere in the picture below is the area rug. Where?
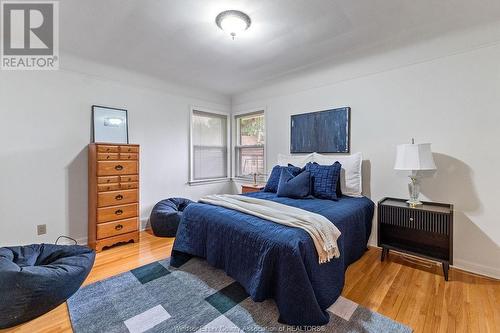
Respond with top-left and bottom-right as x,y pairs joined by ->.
67,257 -> 412,333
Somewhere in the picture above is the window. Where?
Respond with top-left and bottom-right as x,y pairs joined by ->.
235,111 -> 265,179
190,109 -> 229,182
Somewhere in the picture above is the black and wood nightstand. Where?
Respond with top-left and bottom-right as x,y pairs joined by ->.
378,197 -> 454,280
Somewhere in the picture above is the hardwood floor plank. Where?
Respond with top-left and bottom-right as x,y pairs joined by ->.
1,232 -> 498,333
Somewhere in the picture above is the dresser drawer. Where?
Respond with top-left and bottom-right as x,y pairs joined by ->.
97,176 -> 120,184
97,161 -> 138,176
98,183 -> 121,192
96,217 -> 138,239
120,182 -> 138,190
379,205 -> 451,235
97,203 -> 138,223
97,145 -> 119,153
119,153 -> 138,160
98,189 -> 138,207
120,146 -> 139,153
120,175 -> 138,182
97,153 -> 119,160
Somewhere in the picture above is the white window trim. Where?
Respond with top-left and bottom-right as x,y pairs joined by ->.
189,106 -> 231,185
232,107 -> 267,182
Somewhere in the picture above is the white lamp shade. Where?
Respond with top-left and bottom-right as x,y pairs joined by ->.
394,143 -> 436,170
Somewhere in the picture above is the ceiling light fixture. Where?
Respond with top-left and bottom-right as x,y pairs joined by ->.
215,10 -> 251,40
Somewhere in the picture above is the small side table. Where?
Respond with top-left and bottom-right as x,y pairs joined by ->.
241,184 -> 265,194
378,197 -> 454,281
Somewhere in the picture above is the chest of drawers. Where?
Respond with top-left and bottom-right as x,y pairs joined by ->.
88,144 -> 140,252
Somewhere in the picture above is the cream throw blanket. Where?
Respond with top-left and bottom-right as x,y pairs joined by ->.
199,194 -> 341,264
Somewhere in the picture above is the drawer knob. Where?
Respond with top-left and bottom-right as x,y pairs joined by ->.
115,209 -> 123,215
106,179 -> 111,183
115,224 -> 123,231
115,194 -> 123,200
115,165 -> 123,171
409,217 -> 414,222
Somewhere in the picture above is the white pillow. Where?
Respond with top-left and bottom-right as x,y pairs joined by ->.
277,153 -> 314,168
313,152 -> 363,197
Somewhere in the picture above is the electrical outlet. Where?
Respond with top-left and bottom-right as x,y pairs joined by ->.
37,224 -> 47,235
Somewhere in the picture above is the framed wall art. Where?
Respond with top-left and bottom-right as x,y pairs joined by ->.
290,107 -> 350,154
92,105 -> 129,144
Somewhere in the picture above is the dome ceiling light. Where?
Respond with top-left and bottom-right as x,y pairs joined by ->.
215,10 -> 251,40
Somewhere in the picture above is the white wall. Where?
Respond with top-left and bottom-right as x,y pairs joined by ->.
233,30 -> 500,278
0,56 -> 232,246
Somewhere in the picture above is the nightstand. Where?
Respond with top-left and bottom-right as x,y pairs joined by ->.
378,197 -> 454,280
241,184 -> 265,194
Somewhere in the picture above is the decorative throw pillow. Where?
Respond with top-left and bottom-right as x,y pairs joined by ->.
277,169 -> 311,199
313,152 -> 362,197
264,165 -> 302,193
305,161 -> 342,200
288,163 -> 305,172
336,171 -> 342,198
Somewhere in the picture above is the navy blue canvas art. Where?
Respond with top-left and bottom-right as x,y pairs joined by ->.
290,107 -> 350,153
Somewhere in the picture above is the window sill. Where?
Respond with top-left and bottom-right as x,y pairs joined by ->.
232,177 -> 267,184
188,178 -> 231,186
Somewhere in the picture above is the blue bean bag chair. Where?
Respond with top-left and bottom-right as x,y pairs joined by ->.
0,244 -> 95,328
150,197 -> 194,237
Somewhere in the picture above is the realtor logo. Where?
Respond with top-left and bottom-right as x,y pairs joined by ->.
1,1 -> 59,70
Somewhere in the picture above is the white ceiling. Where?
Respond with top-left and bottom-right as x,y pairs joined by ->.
60,0 -> 500,95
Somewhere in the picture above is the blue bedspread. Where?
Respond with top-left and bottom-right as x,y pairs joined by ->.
171,192 -> 374,326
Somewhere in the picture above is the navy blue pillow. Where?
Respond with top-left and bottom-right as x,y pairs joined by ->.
305,161 -> 342,200
288,163 -> 305,171
277,169 -> 311,199
336,170 -> 342,198
264,165 -> 302,193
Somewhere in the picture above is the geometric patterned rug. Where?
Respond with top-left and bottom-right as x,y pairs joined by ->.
67,257 -> 412,333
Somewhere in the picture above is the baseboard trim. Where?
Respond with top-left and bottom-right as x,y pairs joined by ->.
56,236 -> 88,246
63,219 -> 149,247
140,218 -> 149,231
453,259 -> 500,280
368,245 -> 500,280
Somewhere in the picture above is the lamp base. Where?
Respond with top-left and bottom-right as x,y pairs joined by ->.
406,199 -> 423,208
407,175 -> 422,207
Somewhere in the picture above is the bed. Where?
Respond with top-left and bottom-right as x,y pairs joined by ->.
171,191 -> 374,326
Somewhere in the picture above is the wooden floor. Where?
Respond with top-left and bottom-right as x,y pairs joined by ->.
2,231 -> 499,333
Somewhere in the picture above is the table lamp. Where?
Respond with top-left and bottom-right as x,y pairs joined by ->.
394,139 -> 436,207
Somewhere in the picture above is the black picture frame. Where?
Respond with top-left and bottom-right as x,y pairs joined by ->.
92,105 -> 129,144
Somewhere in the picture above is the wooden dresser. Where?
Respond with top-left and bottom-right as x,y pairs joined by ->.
88,143 -> 140,252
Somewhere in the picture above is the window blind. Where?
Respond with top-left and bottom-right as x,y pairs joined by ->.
191,110 -> 228,181
235,111 -> 265,178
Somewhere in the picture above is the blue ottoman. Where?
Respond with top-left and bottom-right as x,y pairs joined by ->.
0,244 -> 95,328
150,198 -> 194,237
